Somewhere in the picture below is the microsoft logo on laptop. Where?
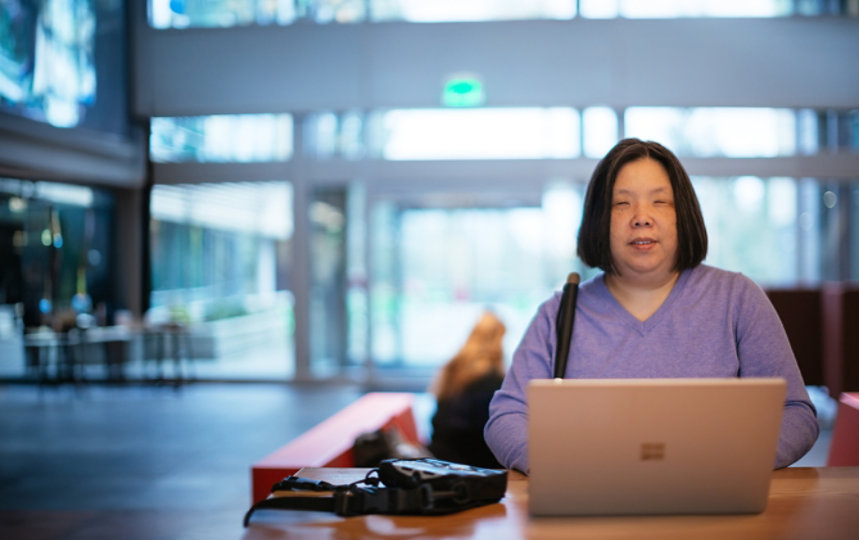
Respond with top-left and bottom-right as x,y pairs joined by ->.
641,442 -> 666,461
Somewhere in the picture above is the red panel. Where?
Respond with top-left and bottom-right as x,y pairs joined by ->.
250,392 -> 418,503
827,393 -> 859,466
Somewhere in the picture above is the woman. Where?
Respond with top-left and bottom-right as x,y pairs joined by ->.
484,138 -> 819,472
429,311 -> 506,468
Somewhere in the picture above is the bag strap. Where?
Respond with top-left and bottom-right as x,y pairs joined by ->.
243,474 -> 434,526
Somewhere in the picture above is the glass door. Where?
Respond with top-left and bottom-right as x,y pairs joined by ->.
364,180 -> 589,379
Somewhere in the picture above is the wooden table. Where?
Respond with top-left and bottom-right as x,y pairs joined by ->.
241,467 -> 859,539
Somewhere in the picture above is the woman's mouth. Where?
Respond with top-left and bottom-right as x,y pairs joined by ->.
630,239 -> 656,246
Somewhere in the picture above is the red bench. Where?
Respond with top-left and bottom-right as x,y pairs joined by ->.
827,392 -> 859,466
250,392 -> 420,503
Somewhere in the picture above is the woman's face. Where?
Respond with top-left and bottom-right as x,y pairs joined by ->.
608,158 -> 679,283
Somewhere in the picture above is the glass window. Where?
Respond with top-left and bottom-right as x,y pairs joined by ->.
623,0 -> 790,18
796,109 -> 821,155
345,183 -> 369,367
793,0 -> 854,15
818,181 -> 859,282
581,0 -> 792,18
363,173 -> 848,371
582,106 -> 618,158
625,107 -> 797,157
376,108 -> 580,160
796,178 -> 822,284
370,0 -> 575,22
148,0 -> 845,27
579,0 -> 619,18
694,176 -> 803,286
0,179 -> 113,336
149,181 -> 294,379
308,186 -> 349,376
149,0 -> 294,28
150,114 -> 293,163
149,0 -> 369,27
310,0 -> 367,23
149,0 -> 576,27
851,183 -> 859,280
303,111 -> 366,159
812,110 -> 859,152
850,110 -> 859,152
369,181 -> 586,368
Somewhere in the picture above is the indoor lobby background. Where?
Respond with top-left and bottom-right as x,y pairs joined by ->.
0,2 -> 858,390
1,2 -> 858,539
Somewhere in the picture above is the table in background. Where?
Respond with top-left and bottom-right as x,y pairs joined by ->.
242,467 -> 859,539
23,325 -> 133,382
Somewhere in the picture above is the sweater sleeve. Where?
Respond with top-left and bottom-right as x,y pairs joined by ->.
733,275 -> 820,468
484,297 -> 557,473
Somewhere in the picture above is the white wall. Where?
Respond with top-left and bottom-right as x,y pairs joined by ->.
132,17 -> 859,115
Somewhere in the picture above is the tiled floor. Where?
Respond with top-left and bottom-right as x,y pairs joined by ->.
0,382 -> 835,540
0,382 -> 366,540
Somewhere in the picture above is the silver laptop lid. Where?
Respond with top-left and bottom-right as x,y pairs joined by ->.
527,377 -> 786,516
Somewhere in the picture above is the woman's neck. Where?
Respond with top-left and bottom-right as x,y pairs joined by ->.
605,270 -> 680,322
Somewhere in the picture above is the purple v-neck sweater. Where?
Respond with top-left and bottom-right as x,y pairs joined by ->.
484,265 -> 819,472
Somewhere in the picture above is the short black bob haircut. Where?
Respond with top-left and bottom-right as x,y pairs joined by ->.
576,138 -> 708,274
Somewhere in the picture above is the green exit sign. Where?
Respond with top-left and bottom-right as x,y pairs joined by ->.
442,75 -> 485,107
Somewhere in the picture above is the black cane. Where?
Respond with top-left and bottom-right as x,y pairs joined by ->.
553,272 -> 580,379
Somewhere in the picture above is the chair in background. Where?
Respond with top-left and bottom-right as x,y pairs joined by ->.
822,284 -> 859,400
766,288 -> 824,387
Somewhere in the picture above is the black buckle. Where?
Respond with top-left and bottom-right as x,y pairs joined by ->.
333,489 -> 354,516
354,486 -> 391,514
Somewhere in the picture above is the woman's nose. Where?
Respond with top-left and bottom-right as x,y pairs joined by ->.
632,207 -> 652,227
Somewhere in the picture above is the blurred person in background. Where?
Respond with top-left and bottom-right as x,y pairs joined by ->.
428,311 -> 507,469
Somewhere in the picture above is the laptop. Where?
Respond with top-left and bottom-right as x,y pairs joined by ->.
527,377 -> 786,516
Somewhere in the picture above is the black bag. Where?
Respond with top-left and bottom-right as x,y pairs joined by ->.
243,458 -> 507,526
352,425 -> 432,467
